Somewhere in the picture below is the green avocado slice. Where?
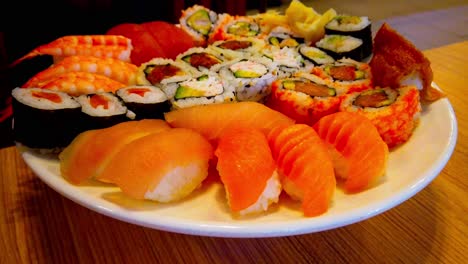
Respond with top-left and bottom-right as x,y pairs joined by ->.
174,85 -> 206,100
187,10 -> 212,36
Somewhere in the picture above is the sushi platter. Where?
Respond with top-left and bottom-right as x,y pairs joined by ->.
9,0 -> 457,237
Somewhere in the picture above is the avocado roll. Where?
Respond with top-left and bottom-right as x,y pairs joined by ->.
171,73 -> 236,109
218,57 -> 276,102
298,44 -> 335,66
209,37 -> 265,61
11,87 -> 82,150
76,92 -> 131,131
179,4 -> 218,46
264,26 -> 305,48
116,86 -> 170,120
209,14 -> 261,43
325,15 -> 373,59
315,35 -> 364,61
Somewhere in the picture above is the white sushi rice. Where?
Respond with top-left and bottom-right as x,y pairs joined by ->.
144,163 -> 208,203
238,170 -> 282,216
325,15 -> 371,31
77,92 -> 127,117
262,46 -> 306,78
218,57 -> 276,102
12,88 -> 80,110
116,85 -> 168,103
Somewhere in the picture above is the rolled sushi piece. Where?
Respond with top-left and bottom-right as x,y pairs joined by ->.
170,73 -> 236,109
297,44 -> 335,66
76,92 -> 131,131
325,15 -> 373,59
312,58 -> 372,95
209,14 -> 261,43
215,127 -> 281,216
262,46 -> 308,79
262,25 -> 305,48
217,57 -> 277,102
179,4 -> 218,46
176,47 -> 224,73
339,85 -> 421,148
11,87 -> 82,150
315,34 -> 364,61
116,86 -> 170,120
208,37 -> 265,61
99,128 -> 214,203
266,73 -> 340,125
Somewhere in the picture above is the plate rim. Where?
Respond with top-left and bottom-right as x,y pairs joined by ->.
19,83 -> 458,238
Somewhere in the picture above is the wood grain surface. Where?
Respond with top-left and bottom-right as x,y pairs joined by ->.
1,42 -> 467,264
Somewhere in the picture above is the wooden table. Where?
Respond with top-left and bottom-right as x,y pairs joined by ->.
1,41 -> 467,263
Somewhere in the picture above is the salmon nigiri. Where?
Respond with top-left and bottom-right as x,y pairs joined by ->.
100,128 -> 213,202
59,119 -> 170,185
164,102 -> 295,142
313,112 -> 389,193
268,124 -> 336,217
215,127 -> 281,216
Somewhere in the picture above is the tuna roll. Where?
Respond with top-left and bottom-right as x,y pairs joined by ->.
116,86 -> 170,120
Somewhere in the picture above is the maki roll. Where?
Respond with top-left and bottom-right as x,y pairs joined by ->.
263,26 -> 305,48
209,14 -> 261,43
218,57 -> 276,102
266,74 -> 340,125
325,15 -> 373,59
171,73 -> 236,109
11,87 -> 82,150
340,85 -> 421,148
176,47 -> 224,73
136,58 -> 194,99
116,86 -> 170,120
312,58 -> 372,95
76,92 -> 131,130
298,44 -> 335,66
209,37 -> 265,61
179,5 -> 218,46
262,46 -> 307,79
315,35 -> 364,61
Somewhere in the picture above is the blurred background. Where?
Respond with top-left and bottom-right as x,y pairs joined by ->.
0,0 -> 467,148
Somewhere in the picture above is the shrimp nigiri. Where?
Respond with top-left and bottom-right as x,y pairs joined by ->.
23,55 -> 138,88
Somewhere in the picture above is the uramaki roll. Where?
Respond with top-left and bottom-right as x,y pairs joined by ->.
339,85 -> 421,148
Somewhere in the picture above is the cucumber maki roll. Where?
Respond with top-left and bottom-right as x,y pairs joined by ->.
179,5 -> 218,46
298,44 -> 335,66
218,57 -> 276,102
171,73 -> 236,109
11,87 -> 82,150
116,86 -> 170,120
325,15 -> 373,59
315,35 -> 364,61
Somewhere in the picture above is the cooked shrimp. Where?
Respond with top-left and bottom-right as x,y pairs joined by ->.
11,35 -> 133,66
23,55 -> 138,88
35,71 -> 127,96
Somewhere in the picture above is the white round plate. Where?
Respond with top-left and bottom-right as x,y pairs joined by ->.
19,83 -> 457,238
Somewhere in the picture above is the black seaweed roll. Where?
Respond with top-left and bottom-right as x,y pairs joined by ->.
325,15 -> 373,59
11,87 -> 82,149
315,35 -> 364,61
76,92 -> 130,131
116,86 -> 170,120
